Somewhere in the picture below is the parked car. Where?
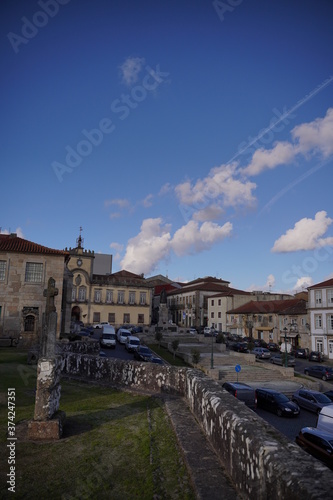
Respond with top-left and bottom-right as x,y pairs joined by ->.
131,326 -> 143,335
324,391 -> 333,402
80,327 -> 94,336
256,388 -> 300,417
267,342 -> 279,352
253,339 -> 268,348
295,348 -> 309,359
189,328 -> 197,335
117,328 -> 132,344
94,322 -> 110,329
270,354 -> 296,367
309,351 -> 324,362
125,335 -> 140,352
151,357 -> 164,365
222,382 -> 257,410
304,365 -> 333,381
204,327 -> 217,337
296,427 -> 333,468
317,405 -> 333,434
292,389 -> 333,414
232,342 -> 248,353
133,345 -> 153,362
251,347 -> 271,359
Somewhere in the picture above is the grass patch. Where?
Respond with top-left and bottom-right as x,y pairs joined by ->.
0,349 -> 195,499
147,344 -> 191,367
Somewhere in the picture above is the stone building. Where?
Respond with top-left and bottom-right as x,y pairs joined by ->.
226,298 -> 309,349
66,236 -> 153,328
0,233 -> 72,346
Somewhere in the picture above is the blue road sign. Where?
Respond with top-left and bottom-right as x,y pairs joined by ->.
235,364 -> 241,373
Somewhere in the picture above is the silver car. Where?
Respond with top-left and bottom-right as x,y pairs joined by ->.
292,389 -> 333,414
270,354 -> 295,367
251,347 -> 271,359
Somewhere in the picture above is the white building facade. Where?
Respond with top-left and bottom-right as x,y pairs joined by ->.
308,278 -> 333,359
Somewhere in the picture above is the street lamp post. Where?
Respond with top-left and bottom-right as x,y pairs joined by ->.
211,330 -> 214,369
283,327 -> 288,368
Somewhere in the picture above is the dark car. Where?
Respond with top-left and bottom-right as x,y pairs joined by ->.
232,342 -> 248,353
324,391 -> 333,402
256,388 -> 300,417
309,351 -> 324,362
267,342 -> 279,352
304,365 -> 333,381
133,345 -> 153,362
296,427 -> 333,468
292,389 -> 333,414
295,348 -> 309,359
222,382 -> 257,410
151,357 -> 164,365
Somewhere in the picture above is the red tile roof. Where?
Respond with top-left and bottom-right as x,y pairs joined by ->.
308,278 -> 333,289
0,234 -> 69,257
227,298 -> 306,315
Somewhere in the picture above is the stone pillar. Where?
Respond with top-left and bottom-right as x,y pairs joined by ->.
28,277 -> 65,440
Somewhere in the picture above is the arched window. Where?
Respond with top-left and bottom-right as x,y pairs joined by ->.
25,315 -> 35,332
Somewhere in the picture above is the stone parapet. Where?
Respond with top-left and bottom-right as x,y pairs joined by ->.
61,353 -> 333,499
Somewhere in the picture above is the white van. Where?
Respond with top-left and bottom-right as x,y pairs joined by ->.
317,405 -> 333,434
100,325 -> 116,348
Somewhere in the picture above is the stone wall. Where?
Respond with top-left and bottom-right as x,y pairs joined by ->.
61,353 -> 333,499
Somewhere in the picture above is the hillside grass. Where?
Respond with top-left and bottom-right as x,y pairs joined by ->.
0,349 -> 195,499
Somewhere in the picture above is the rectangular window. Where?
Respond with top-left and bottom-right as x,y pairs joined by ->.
0,261 -> 6,281
218,312 -> 221,318
315,314 -> 322,328
328,314 -> 333,330
108,313 -> 115,323
138,314 -> 144,324
218,299 -> 221,306
25,262 -> 43,283
106,290 -> 113,303
118,291 -> 124,304
315,290 -> 322,304
123,313 -> 130,324
140,292 -> 147,305
211,299 -> 214,306
327,289 -> 333,304
129,291 -> 135,305
93,312 -> 100,323
94,289 -> 102,303
329,340 -> 333,355
72,286 -> 77,301
78,287 -> 86,302
211,312 -> 214,318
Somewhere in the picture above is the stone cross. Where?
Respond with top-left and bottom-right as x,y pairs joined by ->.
40,277 -> 58,357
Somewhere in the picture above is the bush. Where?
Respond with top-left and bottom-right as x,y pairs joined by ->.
215,333 -> 224,344
191,349 -> 201,365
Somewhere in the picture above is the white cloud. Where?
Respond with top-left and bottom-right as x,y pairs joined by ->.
120,218 -> 172,275
171,220 -> 232,256
1,227 -> 24,237
293,277 -> 313,291
247,274 -> 276,292
105,198 -> 130,209
119,57 -> 145,86
110,242 -> 123,262
159,183 -> 172,195
292,107 -> 333,157
192,205 -> 224,222
242,141 -> 296,176
141,194 -> 153,208
272,211 -> 333,252
120,218 -> 233,274
175,162 -> 256,208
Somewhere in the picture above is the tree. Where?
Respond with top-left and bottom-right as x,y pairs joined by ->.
155,330 -> 163,347
171,339 -> 179,359
191,349 -> 201,365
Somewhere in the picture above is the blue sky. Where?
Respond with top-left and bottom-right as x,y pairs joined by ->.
1,0 -> 333,293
